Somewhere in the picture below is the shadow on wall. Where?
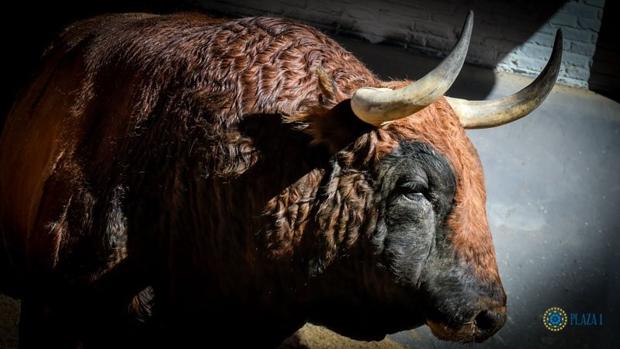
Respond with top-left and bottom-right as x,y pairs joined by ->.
1,0 -> 571,132
589,0 -> 620,101
0,0 -> 200,131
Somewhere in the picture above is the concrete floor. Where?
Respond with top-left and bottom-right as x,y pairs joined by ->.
1,33 -> 619,349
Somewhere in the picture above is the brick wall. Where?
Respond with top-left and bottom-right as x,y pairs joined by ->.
503,0 -> 605,87
198,0 -> 606,88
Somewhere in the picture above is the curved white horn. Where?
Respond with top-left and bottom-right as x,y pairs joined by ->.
447,29 -> 563,129
351,11 -> 474,126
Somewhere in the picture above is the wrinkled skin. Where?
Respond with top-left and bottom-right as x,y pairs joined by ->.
0,13 -> 506,348
304,141 -> 457,340
304,141 -> 505,343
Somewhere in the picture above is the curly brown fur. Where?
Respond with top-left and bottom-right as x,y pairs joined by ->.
0,12 -> 502,347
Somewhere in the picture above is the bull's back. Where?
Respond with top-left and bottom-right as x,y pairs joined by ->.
0,13 -> 162,295
0,11 -> 371,296
0,24 -> 88,296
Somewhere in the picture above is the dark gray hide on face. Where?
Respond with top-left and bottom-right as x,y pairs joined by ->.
373,141 -> 456,289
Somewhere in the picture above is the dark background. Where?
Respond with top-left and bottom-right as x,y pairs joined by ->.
589,0 -> 620,100
0,0 -> 200,126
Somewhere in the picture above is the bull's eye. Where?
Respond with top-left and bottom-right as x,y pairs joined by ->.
403,191 -> 426,201
397,181 -> 429,202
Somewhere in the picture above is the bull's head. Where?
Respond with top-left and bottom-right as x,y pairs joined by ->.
286,11 -> 562,343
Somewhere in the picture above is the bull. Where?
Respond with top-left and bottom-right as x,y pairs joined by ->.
0,11 -> 561,348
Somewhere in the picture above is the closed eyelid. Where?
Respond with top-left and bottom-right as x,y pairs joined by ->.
396,174 -> 429,190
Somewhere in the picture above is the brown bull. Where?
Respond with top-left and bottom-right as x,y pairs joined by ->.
0,11 -> 561,348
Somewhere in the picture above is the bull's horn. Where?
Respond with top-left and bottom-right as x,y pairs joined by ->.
447,29 -> 563,129
351,11 -> 474,126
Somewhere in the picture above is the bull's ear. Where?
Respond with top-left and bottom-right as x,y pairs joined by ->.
316,66 -> 339,105
286,68 -> 372,153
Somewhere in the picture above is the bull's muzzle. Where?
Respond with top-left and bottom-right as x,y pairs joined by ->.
426,302 -> 507,343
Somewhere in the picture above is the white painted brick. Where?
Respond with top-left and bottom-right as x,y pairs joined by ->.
425,34 -> 453,52
414,20 -> 456,40
571,41 -> 597,56
484,38 -> 522,56
562,27 -> 596,43
581,0 -> 605,8
563,65 -> 591,80
519,42 -> 555,59
550,13 -> 579,28
562,2 -> 602,20
590,32 -> 599,44
578,17 -> 602,31
558,76 -> 589,88
563,52 -> 593,69
430,13 -> 468,28
538,23 -> 557,35
277,0 -> 308,8
500,54 -> 548,73
468,48 -> 500,65
530,32 -> 556,48
343,7 -> 378,23
382,3 -> 430,20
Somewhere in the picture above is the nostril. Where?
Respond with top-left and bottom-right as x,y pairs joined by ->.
474,309 -> 505,333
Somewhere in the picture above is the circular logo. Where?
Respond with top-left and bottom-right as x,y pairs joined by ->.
543,307 -> 568,332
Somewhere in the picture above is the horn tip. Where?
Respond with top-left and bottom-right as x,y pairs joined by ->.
465,10 -> 474,27
552,28 -> 564,61
555,28 -> 563,46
